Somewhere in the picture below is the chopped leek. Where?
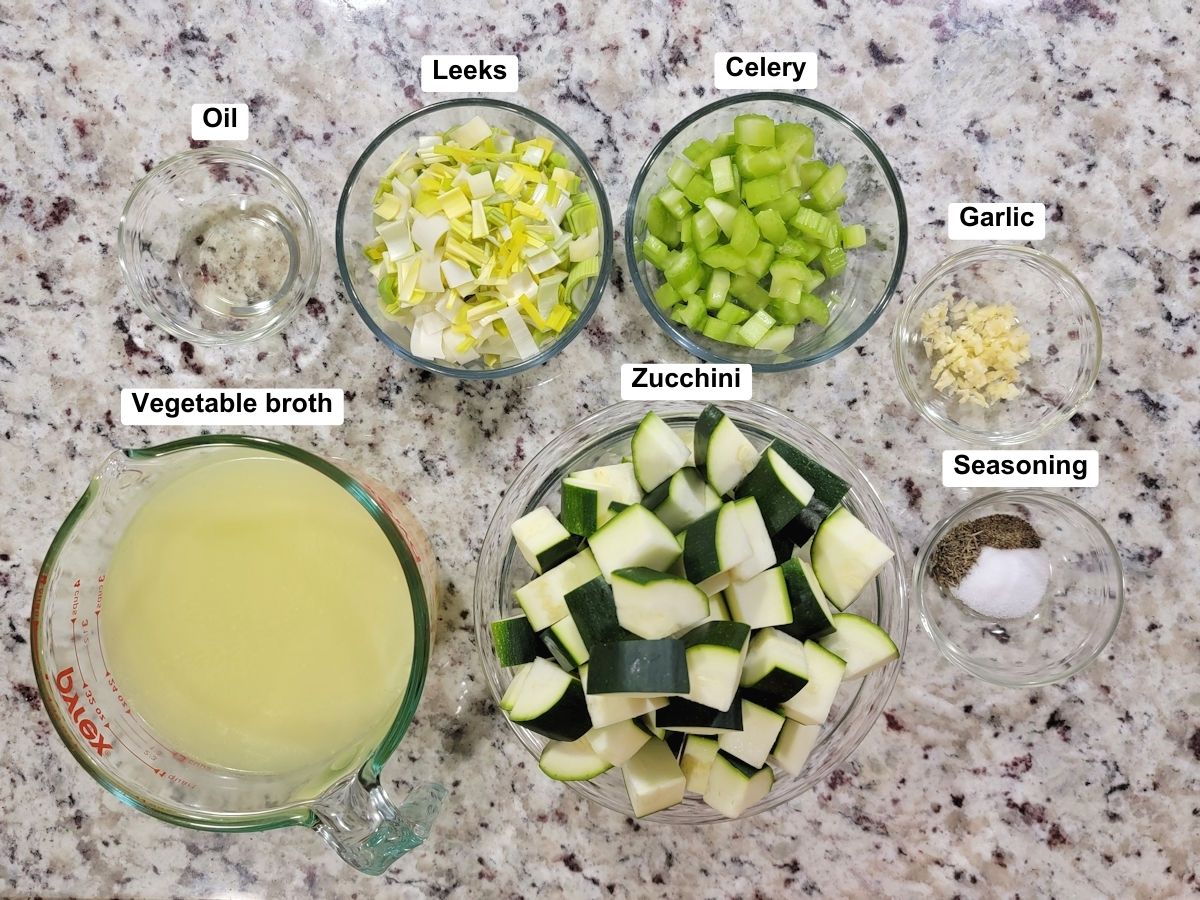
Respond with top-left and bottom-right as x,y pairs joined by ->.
638,113 -> 862,351
367,116 -> 602,368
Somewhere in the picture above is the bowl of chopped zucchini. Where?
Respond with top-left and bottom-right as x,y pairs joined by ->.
474,401 -> 907,823
625,93 -> 907,371
337,99 -> 612,378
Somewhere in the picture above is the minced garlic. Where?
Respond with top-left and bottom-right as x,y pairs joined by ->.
919,297 -> 1031,408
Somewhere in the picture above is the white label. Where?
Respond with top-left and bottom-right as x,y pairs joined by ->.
121,389 -> 344,426
420,55 -> 519,92
621,364 -> 751,401
942,450 -> 1098,488
190,103 -> 249,141
947,203 -> 1046,240
714,52 -> 817,90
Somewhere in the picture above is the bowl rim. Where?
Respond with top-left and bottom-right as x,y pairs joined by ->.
914,488 -> 1124,686
891,244 -> 1103,446
624,91 -> 908,372
473,399 -> 909,823
335,97 -> 614,380
117,147 -> 320,347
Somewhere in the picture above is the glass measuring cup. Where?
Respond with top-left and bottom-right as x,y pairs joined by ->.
30,436 -> 444,875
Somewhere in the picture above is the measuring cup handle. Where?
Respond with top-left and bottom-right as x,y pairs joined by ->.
312,776 -> 446,875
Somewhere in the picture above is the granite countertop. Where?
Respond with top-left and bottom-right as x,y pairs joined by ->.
1,1 -> 1196,897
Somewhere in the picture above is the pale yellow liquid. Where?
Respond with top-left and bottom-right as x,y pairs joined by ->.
102,452 -> 414,774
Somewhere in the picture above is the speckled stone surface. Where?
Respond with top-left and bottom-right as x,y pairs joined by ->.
1,1 -> 1197,897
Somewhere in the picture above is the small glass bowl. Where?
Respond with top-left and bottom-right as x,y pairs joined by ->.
893,245 -> 1101,445
474,400 -> 907,823
118,148 -> 319,345
915,490 -> 1123,686
336,99 -> 613,379
626,93 -> 907,372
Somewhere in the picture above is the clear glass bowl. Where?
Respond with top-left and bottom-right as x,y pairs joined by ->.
625,93 -> 907,372
473,400 -> 907,823
893,245 -> 1101,445
118,148 -> 319,345
336,99 -> 613,379
915,490 -> 1123,686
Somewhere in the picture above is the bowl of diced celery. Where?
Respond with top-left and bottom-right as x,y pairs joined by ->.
337,99 -> 613,378
626,93 -> 907,371
474,400 -> 907,823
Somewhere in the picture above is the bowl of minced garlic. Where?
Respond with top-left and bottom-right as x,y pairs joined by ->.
919,298 -> 1031,408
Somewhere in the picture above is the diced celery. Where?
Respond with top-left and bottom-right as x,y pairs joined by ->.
808,190 -> 845,212
737,309 -> 776,346
818,246 -> 847,278
702,316 -> 736,342
700,245 -> 747,271
679,215 -> 693,246
712,132 -> 736,155
768,298 -> 805,325
703,197 -> 738,235
684,138 -> 718,169
716,302 -> 751,325
668,157 -> 697,190
646,196 -> 678,246
769,276 -> 804,303
658,186 -> 691,220
756,324 -> 795,352
654,282 -> 680,310
678,293 -> 707,330
710,155 -> 735,193
730,274 -> 772,311
840,224 -> 867,249
770,258 -> 811,285
684,174 -> 716,207
729,206 -> 759,255
733,114 -> 775,148
761,189 -> 802,221
791,207 -> 839,248
665,247 -> 703,294
808,163 -> 847,210
755,208 -> 789,246
743,175 -> 783,208
641,234 -> 670,269
774,122 -> 815,161
706,269 -> 731,309
742,241 -> 776,280
798,292 -> 830,325
692,207 -> 720,244
796,160 -> 828,191
777,235 -> 822,263
742,148 -> 786,179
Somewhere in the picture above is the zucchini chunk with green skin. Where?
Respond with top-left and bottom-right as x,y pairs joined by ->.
695,592 -> 731,625
579,663 -> 668,727
718,699 -> 786,769
542,613 -> 589,668
499,662 -> 534,712
781,641 -> 846,726
508,658 -> 592,741
704,751 -> 774,819
683,502 -> 751,592
680,620 -> 751,712
490,614 -> 541,667
623,738 -> 687,818
586,639 -> 690,697
810,507 -> 895,610
539,737 -> 613,781
739,627 -> 809,704
612,568 -> 710,640
644,467 -> 723,533
725,566 -> 793,629
584,718 -> 651,766
653,696 -> 745,734
817,613 -> 899,679
561,463 -> 643,537
730,497 -> 776,581
680,734 -> 721,793
694,405 -> 760,496
778,558 -> 837,641
589,504 -> 682,580
639,713 -> 667,742
765,438 -> 849,514
772,719 -> 820,776
511,506 -> 577,574
632,411 -> 692,491
736,447 -> 816,534
564,576 -> 632,650
514,549 -> 601,631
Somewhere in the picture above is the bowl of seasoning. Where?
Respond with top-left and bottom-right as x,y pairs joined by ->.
892,246 -> 1101,446
914,489 -> 1123,686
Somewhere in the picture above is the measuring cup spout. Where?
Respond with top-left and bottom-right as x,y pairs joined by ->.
312,775 -> 446,875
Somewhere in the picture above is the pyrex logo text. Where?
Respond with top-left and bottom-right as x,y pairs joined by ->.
55,667 -> 113,756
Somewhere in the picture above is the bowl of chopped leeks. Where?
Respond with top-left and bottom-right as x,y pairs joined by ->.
892,245 -> 1101,445
626,93 -> 907,372
337,99 -> 612,378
